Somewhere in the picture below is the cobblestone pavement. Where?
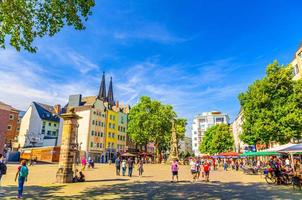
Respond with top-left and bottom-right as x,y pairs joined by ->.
1,163 -> 301,199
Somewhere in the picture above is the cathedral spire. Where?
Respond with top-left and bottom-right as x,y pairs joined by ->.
98,72 -> 107,100
107,76 -> 115,106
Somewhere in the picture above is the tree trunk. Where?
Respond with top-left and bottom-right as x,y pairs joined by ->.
155,143 -> 161,163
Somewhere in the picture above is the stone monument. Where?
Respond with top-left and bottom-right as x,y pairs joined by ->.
56,108 -> 80,183
168,119 -> 179,162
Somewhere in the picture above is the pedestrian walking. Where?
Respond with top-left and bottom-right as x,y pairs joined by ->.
0,154 -> 7,195
81,157 -> 87,171
190,158 -> 198,182
115,157 -> 121,176
203,160 -> 210,182
196,158 -> 201,180
127,158 -> 134,177
171,159 -> 179,182
121,159 -> 127,176
15,160 -> 29,199
223,161 -> 228,171
137,159 -> 144,178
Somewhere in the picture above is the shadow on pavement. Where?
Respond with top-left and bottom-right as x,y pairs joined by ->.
2,181 -> 302,200
85,178 -> 130,182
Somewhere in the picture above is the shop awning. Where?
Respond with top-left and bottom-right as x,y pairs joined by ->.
278,143 -> 302,153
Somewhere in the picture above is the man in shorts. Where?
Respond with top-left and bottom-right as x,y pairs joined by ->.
190,158 -> 197,182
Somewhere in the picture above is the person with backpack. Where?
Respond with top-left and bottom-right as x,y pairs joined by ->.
0,154 -> 7,194
15,160 -> 29,199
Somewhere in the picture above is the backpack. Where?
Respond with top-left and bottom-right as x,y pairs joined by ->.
19,166 -> 29,178
0,163 -> 7,175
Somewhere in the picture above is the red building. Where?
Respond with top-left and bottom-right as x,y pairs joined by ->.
0,101 -> 19,153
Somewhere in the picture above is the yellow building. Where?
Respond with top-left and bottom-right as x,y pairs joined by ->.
105,109 -> 118,160
291,43 -> 302,80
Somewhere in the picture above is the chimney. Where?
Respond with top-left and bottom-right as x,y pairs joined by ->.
116,101 -> 119,108
54,104 -> 61,114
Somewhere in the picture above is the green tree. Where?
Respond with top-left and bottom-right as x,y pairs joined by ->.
199,124 -> 234,154
127,96 -> 177,162
239,61 -> 302,146
0,0 -> 95,52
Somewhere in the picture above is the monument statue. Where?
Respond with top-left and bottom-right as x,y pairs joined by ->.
56,108 -> 81,183
168,119 -> 179,162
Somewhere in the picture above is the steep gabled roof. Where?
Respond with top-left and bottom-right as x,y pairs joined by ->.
33,102 -> 60,122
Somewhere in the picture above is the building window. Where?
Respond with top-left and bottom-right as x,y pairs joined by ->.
9,114 -> 14,120
42,129 -> 45,134
113,124 -> 115,129
47,130 -> 51,135
54,124 -> 57,127
215,117 -> 224,123
92,120 -> 95,125
195,143 -> 197,147
49,122 -> 51,126
100,143 -> 103,148
109,132 -> 111,138
98,121 -> 101,126
7,125 -> 12,130
112,133 -> 115,138
97,143 -> 99,148
90,142 -> 93,148
52,131 -> 56,136
91,130 -> 94,136
93,111 -> 96,115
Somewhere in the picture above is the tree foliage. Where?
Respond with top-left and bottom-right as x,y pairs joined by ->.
0,0 -> 95,52
199,124 -> 234,154
127,96 -> 187,160
239,61 -> 302,146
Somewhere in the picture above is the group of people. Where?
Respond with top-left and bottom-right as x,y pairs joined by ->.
171,158 -> 211,183
115,157 -> 144,177
81,157 -> 95,170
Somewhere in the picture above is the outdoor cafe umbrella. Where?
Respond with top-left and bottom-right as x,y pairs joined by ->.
278,143 -> 302,169
219,152 -> 239,157
240,151 -> 280,157
278,143 -> 302,153
121,152 -> 136,157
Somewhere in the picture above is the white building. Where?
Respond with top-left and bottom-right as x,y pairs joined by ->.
192,111 -> 230,156
231,110 -> 246,152
18,102 -> 61,148
291,43 -> 302,80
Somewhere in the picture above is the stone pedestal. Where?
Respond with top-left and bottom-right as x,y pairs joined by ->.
56,109 -> 80,183
168,120 -> 179,163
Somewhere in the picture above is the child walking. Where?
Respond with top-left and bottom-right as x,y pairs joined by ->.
171,159 -> 179,182
15,160 -> 29,199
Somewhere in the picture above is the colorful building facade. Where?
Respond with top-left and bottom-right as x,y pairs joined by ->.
67,72 -> 130,163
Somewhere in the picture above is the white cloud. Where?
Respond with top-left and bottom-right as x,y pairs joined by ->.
67,51 -> 99,74
0,49 -> 98,111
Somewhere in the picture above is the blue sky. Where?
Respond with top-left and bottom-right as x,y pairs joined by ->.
1,0 -> 302,136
